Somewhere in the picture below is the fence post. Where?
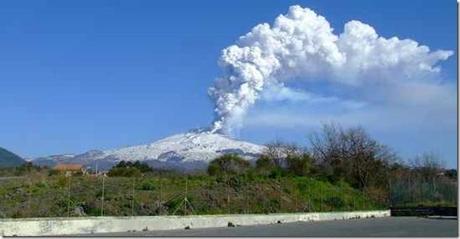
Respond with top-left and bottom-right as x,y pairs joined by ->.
185,178 -> 188,215
353,192 -> 356,211
420,179 -> 423,206
364,191 -> 367,210
131,177 -> 135,217
67,174 -> 71,217
307,180 -> 311,212
278,179 -> 282,212
388,178 -> 391,208
319,183 -> 322,212
226,175 -> 230,214
244,174 -> 248,214
209,178 -> 214,214
101,175 -> 105,216
263,181 -> 267,213
409,174 -> 413,206
294,191 -> 298,213
27,177 -> 32,217
159,176 -> 163,215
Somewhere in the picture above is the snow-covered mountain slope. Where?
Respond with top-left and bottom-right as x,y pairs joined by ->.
32,130 -> 266,171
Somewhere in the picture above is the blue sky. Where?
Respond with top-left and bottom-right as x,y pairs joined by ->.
0,0 -> 456,168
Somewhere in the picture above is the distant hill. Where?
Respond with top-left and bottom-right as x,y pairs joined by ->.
0,147 -> 25,168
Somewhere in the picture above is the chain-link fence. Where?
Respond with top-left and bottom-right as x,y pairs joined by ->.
0,174 -> 386,218
389,176 -> 457,207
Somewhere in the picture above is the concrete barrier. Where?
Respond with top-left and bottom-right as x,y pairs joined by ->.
0,210 -> 390,236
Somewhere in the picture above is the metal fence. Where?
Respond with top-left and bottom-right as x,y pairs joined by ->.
0,175 -> 382,218
389,176 -> 457,207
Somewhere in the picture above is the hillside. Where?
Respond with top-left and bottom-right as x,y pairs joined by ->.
0,174 -> 381,218
0,147 -> 25,168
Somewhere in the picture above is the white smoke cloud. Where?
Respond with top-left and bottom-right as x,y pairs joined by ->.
209,5 -> 453,134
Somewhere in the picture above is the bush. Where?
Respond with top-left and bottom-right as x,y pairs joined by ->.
208,154 -> 251,176
48,169 -> 60,176
36,180 -> 49,188
132,161 -> 153,173
256,155 -> 276,171
325,196 -> 344,208
268,167 -> 285,179
445,169 -> 457,179
112,160 -> 153,173
286,154 -> 313,176
108,167 -> 142,177
139,180 -> 156,190
108,160 -> 153,177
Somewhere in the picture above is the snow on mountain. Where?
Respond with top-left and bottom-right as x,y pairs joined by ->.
32,130 -> 266,171
103,131 -> 264,162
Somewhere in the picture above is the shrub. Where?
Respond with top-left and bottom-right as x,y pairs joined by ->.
286,154 -> 313,176
139,180 -> 156,190
132,161 -> 153,173
226,176 -> 243,188
325,196 -> 344,208
256,155 -> 276,171
48,169 -> 60,176
208,154 -> 251,176
268,167 -> 285,179
112,160 -> 153,173
36,180 -> 49,188
107,167 -> 142,177
108,160 -> 153,177
445,169 -> 457,180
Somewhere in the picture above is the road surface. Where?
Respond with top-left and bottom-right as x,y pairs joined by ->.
80,216 -> 458,237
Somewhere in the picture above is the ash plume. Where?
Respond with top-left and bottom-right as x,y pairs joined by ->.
208,5 -> 452,135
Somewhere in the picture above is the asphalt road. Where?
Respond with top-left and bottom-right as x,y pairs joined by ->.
84,216 -> 458,237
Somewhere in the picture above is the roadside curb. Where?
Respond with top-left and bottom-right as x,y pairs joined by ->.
0,210 -> 390,236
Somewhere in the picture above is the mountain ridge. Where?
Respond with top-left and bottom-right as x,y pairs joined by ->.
0,147 -> 26,168
32,131 -> 266,171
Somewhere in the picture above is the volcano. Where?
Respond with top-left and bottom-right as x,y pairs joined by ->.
32,130 -> 266,171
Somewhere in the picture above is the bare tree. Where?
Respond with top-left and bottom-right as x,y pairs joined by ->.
410,152 -> 444,181
309,123 -> 396,190
258,141 -> 315,178
262,141 -> 306,168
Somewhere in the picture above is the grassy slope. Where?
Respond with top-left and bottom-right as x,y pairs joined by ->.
0,147 -> 25,168
0,174 -> 383,218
